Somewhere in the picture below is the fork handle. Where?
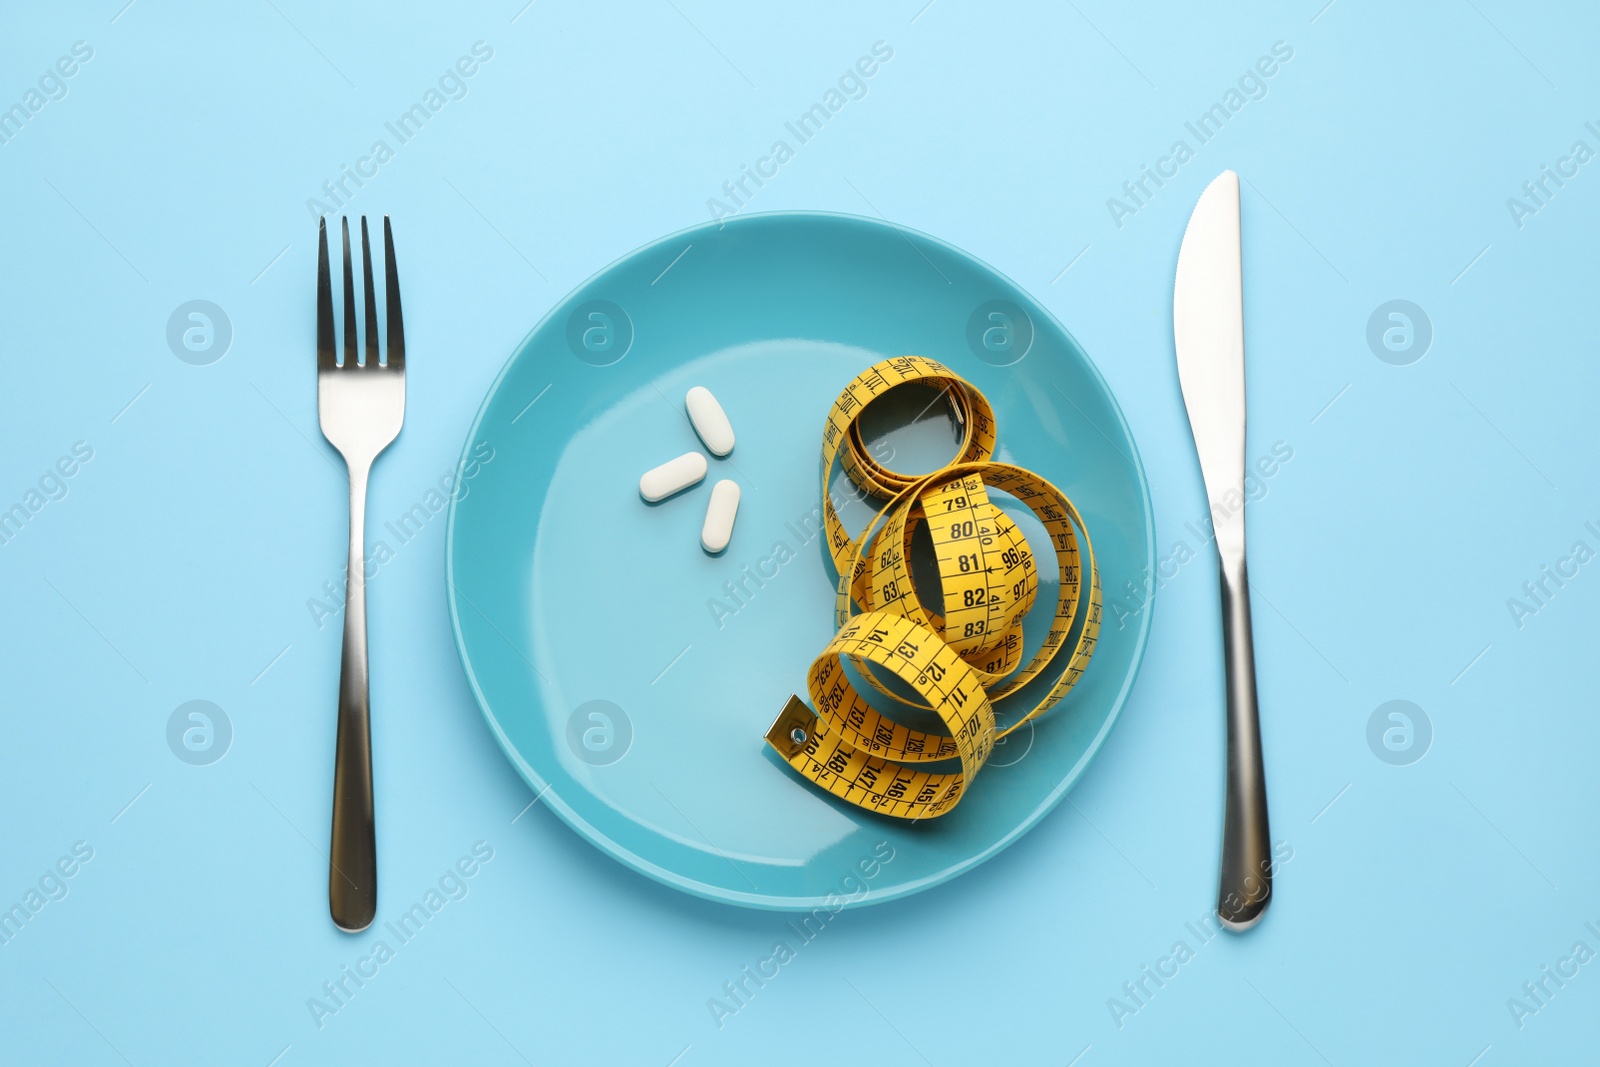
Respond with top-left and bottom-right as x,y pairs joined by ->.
330,460 -> 378,932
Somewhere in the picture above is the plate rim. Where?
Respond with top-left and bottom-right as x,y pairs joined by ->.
445,208 -> 1158,910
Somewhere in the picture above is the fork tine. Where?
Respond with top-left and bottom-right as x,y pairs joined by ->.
341,217 -> 358,367
383,216 -> 404,371
316,218 -> 335,372
360,217 -> 379,368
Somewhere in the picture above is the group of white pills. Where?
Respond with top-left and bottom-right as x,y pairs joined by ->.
639,386 -> 740,553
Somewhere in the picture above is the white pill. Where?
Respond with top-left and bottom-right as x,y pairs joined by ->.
701,479 -> 740,553
685,386 -> 735,457
639,452 -> 707,502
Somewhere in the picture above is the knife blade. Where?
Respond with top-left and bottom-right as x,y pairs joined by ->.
1173,170 -> 1273,931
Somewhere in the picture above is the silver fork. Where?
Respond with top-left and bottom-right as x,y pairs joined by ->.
317,215 -> 405,932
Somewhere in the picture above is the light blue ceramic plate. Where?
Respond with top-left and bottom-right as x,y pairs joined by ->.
446,212 -> 1154,910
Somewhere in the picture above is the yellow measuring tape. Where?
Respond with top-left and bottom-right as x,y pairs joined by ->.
765,356 -> 1102,820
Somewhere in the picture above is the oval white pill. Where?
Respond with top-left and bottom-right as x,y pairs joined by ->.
639,452 -> 707,502
701,479 -> 740,553
685,386 -> 735,457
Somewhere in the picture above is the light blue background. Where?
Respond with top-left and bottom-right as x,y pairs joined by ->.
1,1 -> 1595,1064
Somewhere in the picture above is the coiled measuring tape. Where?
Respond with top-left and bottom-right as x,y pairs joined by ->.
764,356 -> 1102,820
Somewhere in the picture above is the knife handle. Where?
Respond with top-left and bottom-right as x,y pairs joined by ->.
1216,552 -> 1272,931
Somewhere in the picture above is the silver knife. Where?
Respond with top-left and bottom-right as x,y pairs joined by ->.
1174,170 -> 1272,931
